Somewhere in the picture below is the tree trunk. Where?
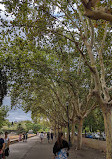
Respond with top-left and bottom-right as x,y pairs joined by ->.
54,128 -> 56,138
62,127 -> 66,138
102,106 -> 112,159
67,127 -> 69,142
71,122 -> 75,145
77,118 -> 83,150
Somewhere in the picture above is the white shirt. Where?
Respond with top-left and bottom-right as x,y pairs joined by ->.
40,133 -> 44,138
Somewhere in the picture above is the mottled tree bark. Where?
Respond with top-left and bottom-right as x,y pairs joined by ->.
71,122 -> 75,145
77,118 -> 83,150
102,105 -> 112,159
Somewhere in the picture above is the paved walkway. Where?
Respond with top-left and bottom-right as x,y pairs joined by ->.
8,136 -> 53,159
8,136 -> 105,159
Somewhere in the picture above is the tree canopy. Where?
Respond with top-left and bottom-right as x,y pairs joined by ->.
0,1 -> 112,158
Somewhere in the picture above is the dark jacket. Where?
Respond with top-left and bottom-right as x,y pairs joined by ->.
0,138 -> 4,150
53,139 -> 69,155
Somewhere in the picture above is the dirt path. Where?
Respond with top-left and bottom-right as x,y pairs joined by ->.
70,144 -> 106,159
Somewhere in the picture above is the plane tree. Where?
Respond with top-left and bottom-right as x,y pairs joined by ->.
1,31 -> 98,149
0,1 -> 112,157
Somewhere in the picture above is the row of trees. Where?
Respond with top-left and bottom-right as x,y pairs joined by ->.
1,119 -> 50,134
0,0 -> 112,158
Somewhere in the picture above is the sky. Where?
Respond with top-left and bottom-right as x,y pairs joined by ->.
3,97 -> 32,122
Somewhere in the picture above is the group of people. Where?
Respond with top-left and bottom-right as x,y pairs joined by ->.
47,132 -> 54,143
19,132 -> 28,142
0,132 -> 10,159
0,131 -> 69,159
22,132 -> 28,142
39,132 -> 54,143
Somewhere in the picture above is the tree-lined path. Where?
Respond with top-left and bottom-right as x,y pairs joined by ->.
8,136 -> 105,159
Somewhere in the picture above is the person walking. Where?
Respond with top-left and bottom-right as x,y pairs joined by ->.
0,133 -> 5,159
40,132 -> 44,143
23,133 -> 25,142
4,132 -> 10,159
47,132 -> 50,143
53,132 -> 69,159
51,132 -> 54,143
25,132 -> 28,142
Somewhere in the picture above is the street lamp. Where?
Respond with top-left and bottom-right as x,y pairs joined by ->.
66,102 -> 71,146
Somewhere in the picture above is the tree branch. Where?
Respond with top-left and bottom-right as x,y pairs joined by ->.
84,10 -> 112,22
88,19 -> 94,47
98,23 -> 110,101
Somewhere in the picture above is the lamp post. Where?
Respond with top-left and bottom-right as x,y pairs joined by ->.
66,102 -> 71,146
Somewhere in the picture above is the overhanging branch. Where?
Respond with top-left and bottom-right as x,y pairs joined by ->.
84,10 -> 112,22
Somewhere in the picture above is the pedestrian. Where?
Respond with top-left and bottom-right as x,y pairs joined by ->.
51,132 -> 54,142
0,132 -> 5,159
47,132 -> 50,143
23,133 -> 25,142
4,132 -> 10,159
53,132 -> 69,159
25,132 -> 28,142
40,132 -> 44,143
19,134 -> 22,142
